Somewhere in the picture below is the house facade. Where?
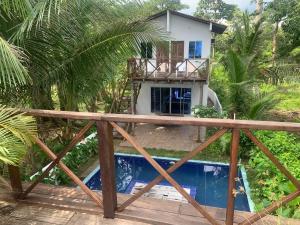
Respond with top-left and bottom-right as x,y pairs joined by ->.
129,10 -> 226,116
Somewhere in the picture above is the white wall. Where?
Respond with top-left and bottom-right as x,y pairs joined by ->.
136,82 -> 203,116
151,13 -> 212,58
134,12 -> 212,116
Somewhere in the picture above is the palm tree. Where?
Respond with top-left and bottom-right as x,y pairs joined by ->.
10,0 -> 165,113
0,1 -> 37,186
222,12 -> 276,119
2,0 -> 165,139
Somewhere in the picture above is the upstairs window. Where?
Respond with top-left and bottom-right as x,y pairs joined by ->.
141,42 -> 153,58
189,41 -> 202,59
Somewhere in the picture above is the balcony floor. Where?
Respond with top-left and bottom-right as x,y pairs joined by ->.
1,183 -> 299,225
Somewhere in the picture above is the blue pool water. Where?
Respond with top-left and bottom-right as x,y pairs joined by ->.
84,154 -> 251,212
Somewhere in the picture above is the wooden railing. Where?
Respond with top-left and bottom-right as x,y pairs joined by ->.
128,57 -> 209,81
7,109 -> 300,225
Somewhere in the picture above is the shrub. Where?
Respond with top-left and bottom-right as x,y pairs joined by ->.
192,105 -> 227,119
248,130 -> 300,218
31,134 -> 98,185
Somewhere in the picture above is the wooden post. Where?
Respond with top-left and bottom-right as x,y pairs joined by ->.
8,165 -> 23,198
96,121 -> 117,218
226,129 -> 240,225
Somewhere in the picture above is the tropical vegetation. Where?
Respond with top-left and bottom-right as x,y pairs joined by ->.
195,0 -> 300,218
0,0 -> 300,220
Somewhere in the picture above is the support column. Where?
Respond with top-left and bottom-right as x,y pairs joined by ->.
199,83 -> 208,142
8,165 -> 23,198
226,128 -> 240,225
96,121 -> 117,218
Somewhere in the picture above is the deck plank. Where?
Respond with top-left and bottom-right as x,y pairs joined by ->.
10,205 -> 74,225
2,184 -> 300,225
66,212 -> 148,225
0,216 -> 56,225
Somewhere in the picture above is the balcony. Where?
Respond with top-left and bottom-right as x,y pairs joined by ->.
128,58 -> 209,82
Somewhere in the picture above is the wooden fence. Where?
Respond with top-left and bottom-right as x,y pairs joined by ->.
7,109 -> 300,225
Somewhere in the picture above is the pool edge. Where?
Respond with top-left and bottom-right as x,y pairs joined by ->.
240,165 -> 255,213
83,152 -> 255,213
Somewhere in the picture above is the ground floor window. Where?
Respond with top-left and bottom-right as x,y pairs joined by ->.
151,87 -> 191,115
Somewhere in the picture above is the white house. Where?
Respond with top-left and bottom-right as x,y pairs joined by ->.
129,10 -> 226,116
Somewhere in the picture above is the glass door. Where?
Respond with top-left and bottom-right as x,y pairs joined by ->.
151,87 -> 191,115
161,88 -> 171,114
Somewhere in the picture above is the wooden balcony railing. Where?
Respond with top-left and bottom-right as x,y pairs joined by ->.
128,57 -> 209,81
7,109 -> 300,225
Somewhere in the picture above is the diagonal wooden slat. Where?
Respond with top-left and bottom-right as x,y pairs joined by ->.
239,190 -> 300,225
117,128 -> 228,212
242,129 -> 300,189
21,122 -> 94,199
33,137 -> 103,207
185,59 -> 206,78
110,121 -> 221,225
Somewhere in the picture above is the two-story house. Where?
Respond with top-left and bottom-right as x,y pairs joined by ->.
128,10 -> 226,116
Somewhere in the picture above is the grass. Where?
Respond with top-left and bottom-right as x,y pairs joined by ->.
261,82 -> 300,112
115,140 -> 230,163
274,83 -> 300,111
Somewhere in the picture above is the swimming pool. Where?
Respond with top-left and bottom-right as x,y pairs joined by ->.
84,153 -> 253,212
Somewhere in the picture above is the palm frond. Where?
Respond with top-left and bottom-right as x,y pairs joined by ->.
0,105 -> 36,166
223,49 -> 247,83
0,0 -> 32,18
248,94 -> 278,119
0,36 -> 30,89
13,0 -> 167,110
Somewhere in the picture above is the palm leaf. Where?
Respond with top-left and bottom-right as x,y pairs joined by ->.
248,94 -> 278,119
0,0 -> 32,18
0,105 -> 36,166
0,36 -> 31,89
13,0 -> 167,110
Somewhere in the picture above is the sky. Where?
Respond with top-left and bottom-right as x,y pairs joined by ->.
180,0 -> 256,15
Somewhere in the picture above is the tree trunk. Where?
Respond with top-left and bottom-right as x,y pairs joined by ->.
272,21 -> 279,66
32,82 -> 54,110
255,0 -> 263,24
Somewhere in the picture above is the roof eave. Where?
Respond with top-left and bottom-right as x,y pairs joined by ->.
148,10 -> 227,34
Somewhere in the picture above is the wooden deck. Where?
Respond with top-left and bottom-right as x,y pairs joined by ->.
1,183 -> 299,225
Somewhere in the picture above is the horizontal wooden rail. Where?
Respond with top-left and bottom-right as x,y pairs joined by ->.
22,109 -> 300,131
10,109 -> 300,225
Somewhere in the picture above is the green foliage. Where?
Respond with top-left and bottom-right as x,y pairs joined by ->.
232,13 -> 262,60
0,106 -> 36,165
248,130 -> 300,218
261,83 -> 300,113
0,2 -> 37,169
281,0 -> 300,56
0,36 -> 30,90
1,0 -> 166,112
266,0 -> 293,24
247,93 -> 278,120
34,136 -> 98,185
290,47 -> 300,63
209,60 -> 229,106
0,0 -> 32,19
192,105 -> 226,119
144,0 -> 188,12
194,0 -> 237,21
222,49 -> 253,117
192,105 -> 231,157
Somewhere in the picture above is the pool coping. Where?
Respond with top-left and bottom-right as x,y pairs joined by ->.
83,152 -> 255,212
